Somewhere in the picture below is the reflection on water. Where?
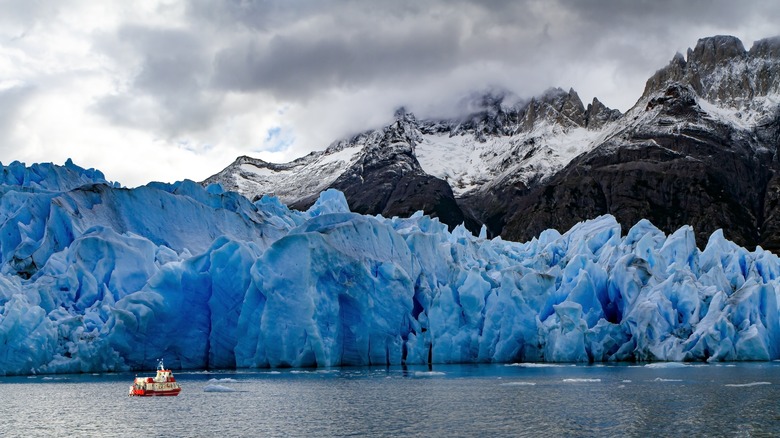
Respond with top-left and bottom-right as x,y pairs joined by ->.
2,363 -> 780,437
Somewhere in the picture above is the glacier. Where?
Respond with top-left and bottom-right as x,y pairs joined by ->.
1,160 -> 779,375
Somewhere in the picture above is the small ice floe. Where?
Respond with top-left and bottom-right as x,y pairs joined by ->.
644,362 -> 689,369
207,378 -> 238,383
653,378 -> 682,382
413,371 -> 445,377
562,378 -> 601,383
203,384 -> 237,393
621,380 -> 632,383
724,382 -> 771,387
500,381 -> 536,386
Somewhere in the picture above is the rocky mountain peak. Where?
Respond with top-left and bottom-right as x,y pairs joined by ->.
328,113 -> 474,232
749,36 -> 780,58
421,87 -> 619,142
586,97 -> 622,129
440,89 -> 522,140
641,35 -> 780,111
644,83 -> 700,119
392,106 -> 415,123
520,87 -> 582,131
687,35 -> 747,67
384,107 -> 422,149
564,88 -> 587,124
520,87 -> 619,131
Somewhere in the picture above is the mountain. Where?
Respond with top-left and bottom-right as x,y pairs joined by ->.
205,35 -> 780,250
204,110 -> 474,232
3,160 -> 780,375
503,35 -> 780,250
204,88 -> 621,233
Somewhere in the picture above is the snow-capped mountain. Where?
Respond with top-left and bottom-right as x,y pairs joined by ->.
504,35 -> 780,250
416,88 -> 620,196
204,87 -> 621,232
204,110 -> 473,230
206,35 -> 780,249
204,145 -> 362,205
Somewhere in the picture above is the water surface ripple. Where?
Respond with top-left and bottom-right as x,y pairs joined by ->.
2,363 -> 779,437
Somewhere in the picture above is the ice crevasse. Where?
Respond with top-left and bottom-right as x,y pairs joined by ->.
0,160 -> 779,375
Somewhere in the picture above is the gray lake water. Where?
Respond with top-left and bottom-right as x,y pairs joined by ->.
1,363 -> 779,437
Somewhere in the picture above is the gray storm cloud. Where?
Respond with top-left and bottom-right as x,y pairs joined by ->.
109,0 -> 780,122
0,83 -> 36,155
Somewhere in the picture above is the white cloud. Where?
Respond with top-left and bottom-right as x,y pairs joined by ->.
1,0 -> 778,186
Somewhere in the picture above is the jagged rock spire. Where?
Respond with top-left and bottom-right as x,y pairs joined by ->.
642,35 -> 780,107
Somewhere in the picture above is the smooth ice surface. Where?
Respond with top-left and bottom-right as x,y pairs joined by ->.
2,161 -> 780,375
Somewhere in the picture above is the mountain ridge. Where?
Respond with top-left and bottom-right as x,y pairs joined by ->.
204,34 -> 780,247
503,35 -> 780,249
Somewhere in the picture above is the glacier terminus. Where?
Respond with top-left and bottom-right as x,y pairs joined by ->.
0,159 -> 779,375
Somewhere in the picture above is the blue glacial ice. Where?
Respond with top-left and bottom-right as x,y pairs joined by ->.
1,160 -> 780,375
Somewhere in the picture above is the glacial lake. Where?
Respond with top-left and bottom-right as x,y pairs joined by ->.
2,362 -> 780,437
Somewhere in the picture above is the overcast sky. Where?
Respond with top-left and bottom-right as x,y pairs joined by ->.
1,0 -> 778,186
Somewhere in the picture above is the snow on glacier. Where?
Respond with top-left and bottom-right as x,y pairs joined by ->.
1,160 -> 780,375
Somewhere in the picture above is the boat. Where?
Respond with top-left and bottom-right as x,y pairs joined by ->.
128,359 -> 182,397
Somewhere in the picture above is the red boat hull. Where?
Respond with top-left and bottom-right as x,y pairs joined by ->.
130,388 -> 181,397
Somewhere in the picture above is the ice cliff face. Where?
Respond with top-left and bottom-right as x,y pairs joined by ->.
1,159 -> 116,192
2,161 -> 780,375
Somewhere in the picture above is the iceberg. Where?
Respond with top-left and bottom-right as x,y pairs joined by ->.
203,384 -> 237,393
1,160 -> 780,375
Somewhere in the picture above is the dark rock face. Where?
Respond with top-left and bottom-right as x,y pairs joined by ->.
643,52 -> 687,97
502,120 -> 774,249
750,36 -> 780,58
333,169 -> 472,230
586,97 -> 622,129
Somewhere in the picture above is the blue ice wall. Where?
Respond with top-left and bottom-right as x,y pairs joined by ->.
1,161 -> 779,375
